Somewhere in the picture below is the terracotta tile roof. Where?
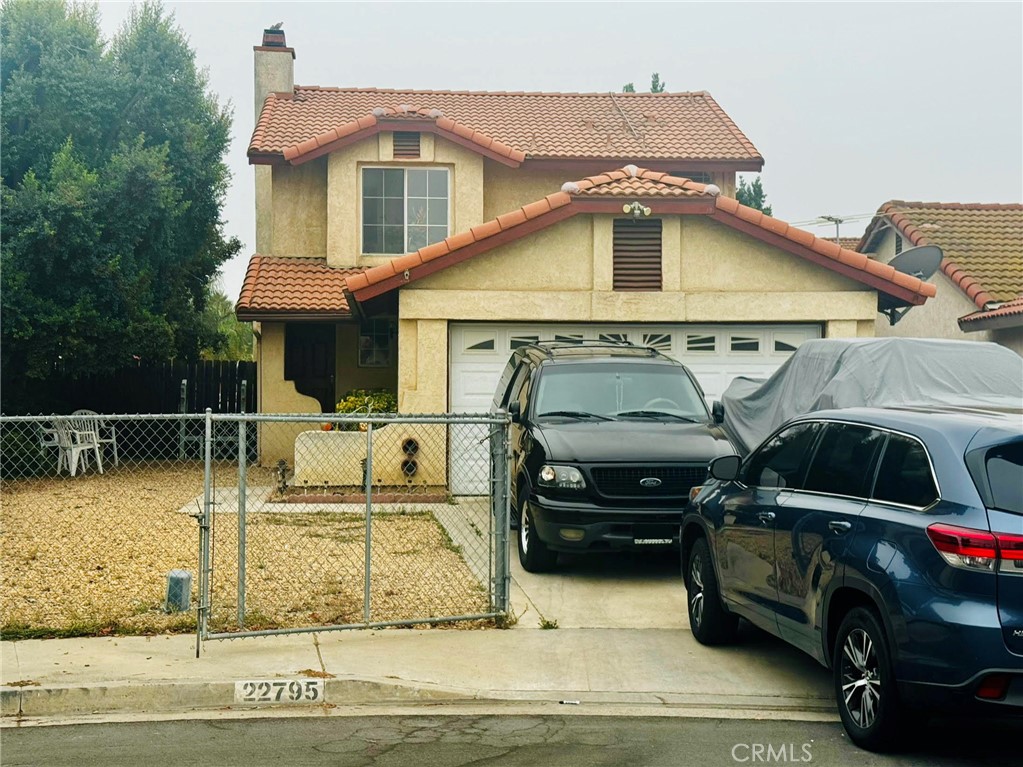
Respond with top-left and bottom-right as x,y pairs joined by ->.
858,201 -> 1023,309
235,256 -> 364,319
346,167 -> 936,308
958,295 -> 1023,331
828,237 -> 861,251
250,88 -> 763,166
270,105 -> 526,167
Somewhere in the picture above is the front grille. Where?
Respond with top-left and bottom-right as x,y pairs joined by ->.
590,465 -> 708,498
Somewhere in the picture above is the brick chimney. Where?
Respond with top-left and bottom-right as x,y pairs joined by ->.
253,25 -> 294,123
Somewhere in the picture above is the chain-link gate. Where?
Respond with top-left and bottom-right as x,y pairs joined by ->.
196,411 -> 511,645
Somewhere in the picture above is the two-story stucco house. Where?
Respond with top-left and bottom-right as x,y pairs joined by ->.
860,201 -> 1023,355
235,28 -> 936,481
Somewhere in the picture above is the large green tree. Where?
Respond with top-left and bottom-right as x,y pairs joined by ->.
736,176 -> 772,216
1,0 -> 240,391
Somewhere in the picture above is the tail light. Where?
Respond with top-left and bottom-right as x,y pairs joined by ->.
976,673 -> 1010,701
927,523 -> 1023,572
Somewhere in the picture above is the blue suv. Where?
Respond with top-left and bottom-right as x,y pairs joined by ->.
681,407 -> 1022,751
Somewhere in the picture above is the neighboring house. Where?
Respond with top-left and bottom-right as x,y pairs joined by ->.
236,28 -> 936,477
860,201 -> 1023,355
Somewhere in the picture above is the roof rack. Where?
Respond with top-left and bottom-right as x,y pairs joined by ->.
521,339 -> 660,359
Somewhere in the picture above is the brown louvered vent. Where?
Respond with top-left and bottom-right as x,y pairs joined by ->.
613,218 -> 662,291
393,132 -> 421,159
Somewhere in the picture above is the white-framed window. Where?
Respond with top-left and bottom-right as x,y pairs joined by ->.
362,167 -> 449,254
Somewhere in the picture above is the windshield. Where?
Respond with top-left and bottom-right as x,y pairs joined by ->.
533,363 -> 709,420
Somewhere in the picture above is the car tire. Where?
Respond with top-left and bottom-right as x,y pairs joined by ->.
833,607 -> 903,752
518,498 -> 557,573
686,538 -> 738,645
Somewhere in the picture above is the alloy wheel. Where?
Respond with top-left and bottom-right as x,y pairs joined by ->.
689,553 -> 705,629
841,628 -> 882,729
519,506 -> 531,554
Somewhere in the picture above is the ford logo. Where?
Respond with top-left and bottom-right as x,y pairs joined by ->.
639,477 -> 662,488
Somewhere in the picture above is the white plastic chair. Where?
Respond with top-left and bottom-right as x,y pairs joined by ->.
39,422 -> 62,471
71,409 -> 118,467
55,417 -> 103,476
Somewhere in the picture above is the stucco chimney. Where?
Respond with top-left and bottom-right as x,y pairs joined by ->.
254,25 -> 294,123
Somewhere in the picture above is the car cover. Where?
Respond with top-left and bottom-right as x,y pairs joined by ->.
720,338 -> 1023,455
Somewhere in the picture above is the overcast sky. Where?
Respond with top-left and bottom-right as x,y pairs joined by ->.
96,1 -> 1023,301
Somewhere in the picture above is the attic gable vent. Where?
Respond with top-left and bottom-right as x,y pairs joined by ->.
613,218 -> 662,291
393,132 -> 421,159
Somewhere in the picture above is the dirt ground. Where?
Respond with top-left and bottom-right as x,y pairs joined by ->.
0,462 -> 490,637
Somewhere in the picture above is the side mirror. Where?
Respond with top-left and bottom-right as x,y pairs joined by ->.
711,400 -> 724,424
508,401 -> 522,424
709,455 -> 741,482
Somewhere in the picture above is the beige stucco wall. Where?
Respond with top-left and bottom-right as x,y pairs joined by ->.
270,160 -> 328,256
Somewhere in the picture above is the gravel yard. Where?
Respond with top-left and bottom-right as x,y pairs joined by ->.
1,463 -> 490,637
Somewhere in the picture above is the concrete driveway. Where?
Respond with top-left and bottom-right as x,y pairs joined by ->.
509,546 -> 688,629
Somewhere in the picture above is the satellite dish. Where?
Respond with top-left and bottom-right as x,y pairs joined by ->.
878,245 -> 943,325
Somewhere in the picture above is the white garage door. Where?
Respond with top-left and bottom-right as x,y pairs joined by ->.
447,323 -> 820,494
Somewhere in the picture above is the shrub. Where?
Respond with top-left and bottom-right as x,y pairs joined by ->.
334,389 -> 397,431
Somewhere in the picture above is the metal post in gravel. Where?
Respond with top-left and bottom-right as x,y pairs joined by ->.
363,423 -> 373,624
237,413 -> 247,628
200,408 -> 213,645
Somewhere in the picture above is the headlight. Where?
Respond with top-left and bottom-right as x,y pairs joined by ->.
538,464 -> 586,490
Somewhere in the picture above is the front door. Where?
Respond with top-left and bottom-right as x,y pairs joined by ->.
773,423 -> 883,657
284,323 -> 336,412
716,421 -> 822,629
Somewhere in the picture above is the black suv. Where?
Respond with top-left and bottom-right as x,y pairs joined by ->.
493,341 -> 734,572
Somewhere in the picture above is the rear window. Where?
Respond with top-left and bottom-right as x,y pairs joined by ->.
872,434 -> 938,508
985,442 -> 1023,514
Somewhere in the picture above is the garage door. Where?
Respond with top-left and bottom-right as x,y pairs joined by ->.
448,323 -> 820,494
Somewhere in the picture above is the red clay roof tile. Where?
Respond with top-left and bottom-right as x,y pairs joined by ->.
860,201 -> 1022,309
250,88 -> 763,165
235,256 -> 365,318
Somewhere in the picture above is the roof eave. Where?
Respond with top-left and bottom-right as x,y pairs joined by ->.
235,309 -> 355,322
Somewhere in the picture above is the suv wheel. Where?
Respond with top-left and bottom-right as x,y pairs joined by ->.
834,607 -> 902,752
518,498 -> 557,573
686,538 -> 738,645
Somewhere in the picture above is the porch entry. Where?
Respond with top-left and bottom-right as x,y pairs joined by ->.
285,323 -> 336,412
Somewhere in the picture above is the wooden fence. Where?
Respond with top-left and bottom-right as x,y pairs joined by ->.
1,360 -> 256,415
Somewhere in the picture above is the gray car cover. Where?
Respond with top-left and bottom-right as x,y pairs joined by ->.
720,338 -> 1023,455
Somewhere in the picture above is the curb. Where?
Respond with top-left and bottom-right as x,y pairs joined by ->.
2,678 -> 836,722
2,678 -> 469,720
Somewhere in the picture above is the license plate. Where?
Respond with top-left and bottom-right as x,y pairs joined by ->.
235,679 -> 324,704
634,537 -> 673,545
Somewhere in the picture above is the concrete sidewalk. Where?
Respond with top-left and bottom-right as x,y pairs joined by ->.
2,549 -> 837,725
1,624 -> 836,724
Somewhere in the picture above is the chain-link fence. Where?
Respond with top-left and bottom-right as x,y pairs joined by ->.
0,411 -> 511,644
0,413 -> 226,637
200,412 -> 511,641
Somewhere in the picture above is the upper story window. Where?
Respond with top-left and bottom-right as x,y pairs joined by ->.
613,218 -> 662,291
362,167 -> 449,254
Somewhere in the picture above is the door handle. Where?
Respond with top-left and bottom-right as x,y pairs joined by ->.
829,520 -> 853,534
757,511 -> 776,524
